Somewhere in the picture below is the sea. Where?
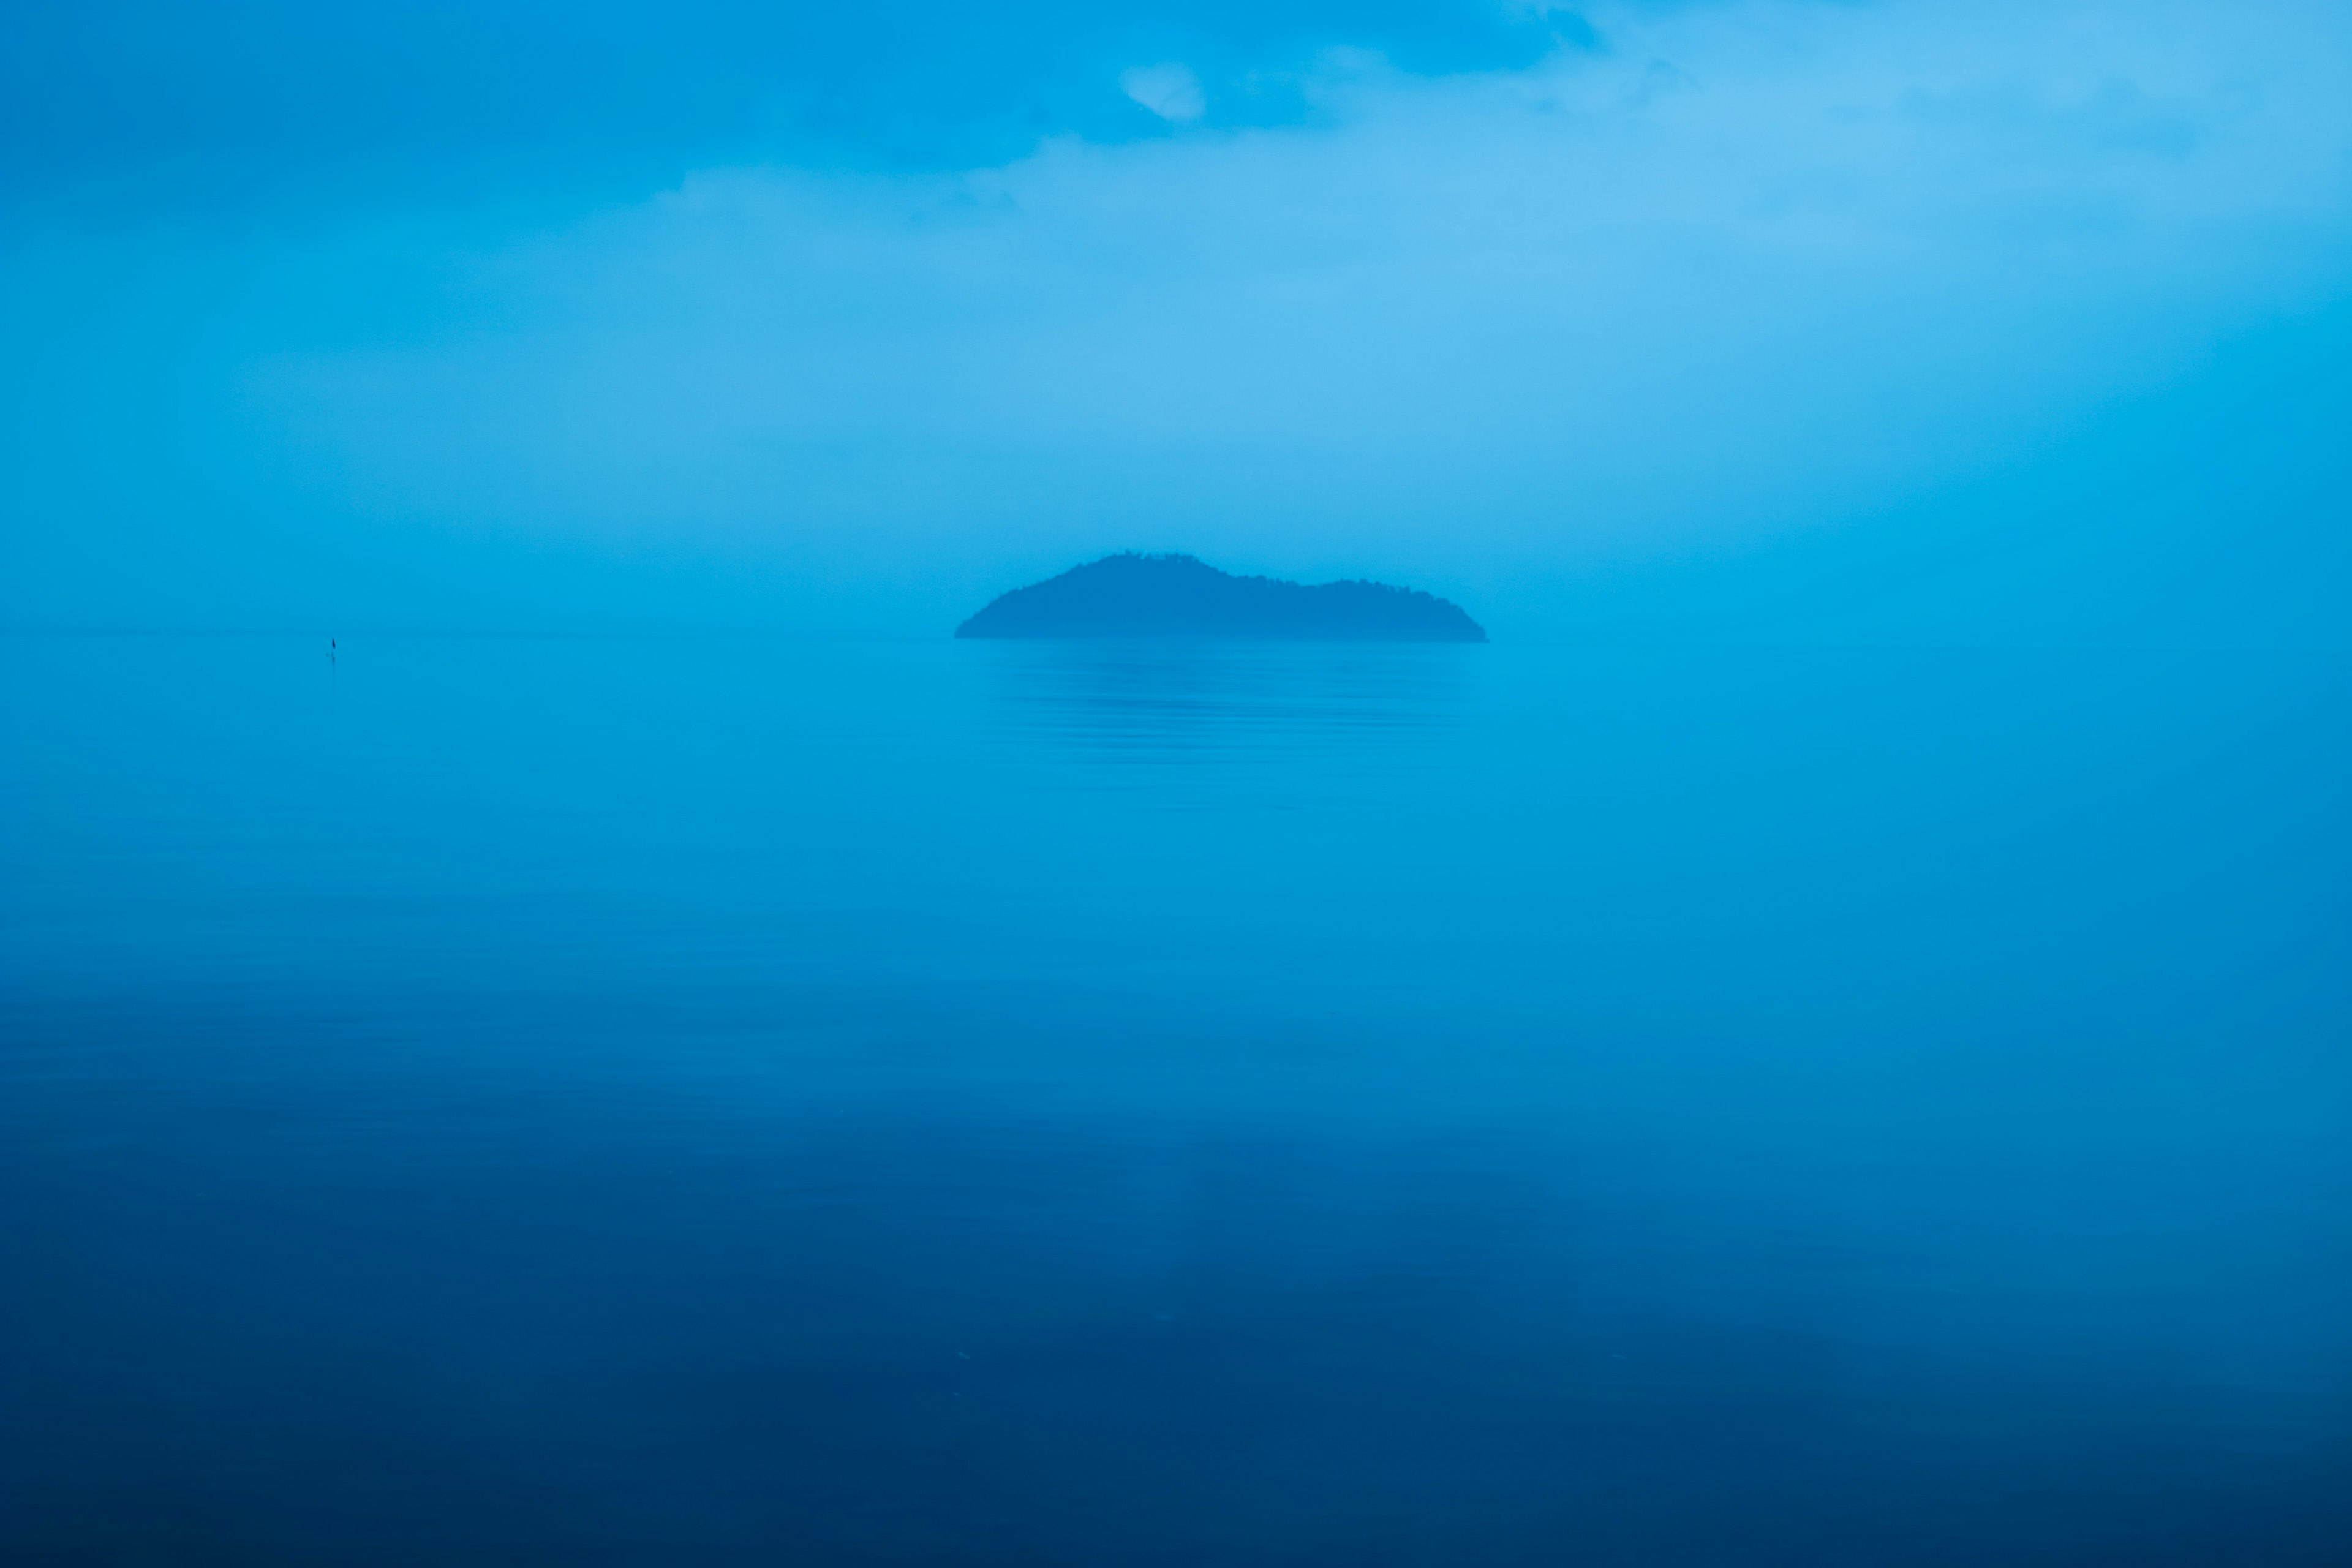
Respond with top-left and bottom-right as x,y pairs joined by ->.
4,632 -> 2348,1564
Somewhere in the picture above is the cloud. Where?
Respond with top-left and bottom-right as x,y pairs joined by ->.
0,0 -> 1559,216
253,3 -> 2350,507
1121,62 -> 1208,123
7,0 -> 2351,638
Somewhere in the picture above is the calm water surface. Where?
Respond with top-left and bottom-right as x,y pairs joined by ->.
4,635 -> 2349,1564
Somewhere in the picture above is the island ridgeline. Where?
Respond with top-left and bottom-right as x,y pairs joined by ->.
955,554 -> 1486,642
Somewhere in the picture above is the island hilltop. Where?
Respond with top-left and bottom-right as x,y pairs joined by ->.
955,554 -> 1487,643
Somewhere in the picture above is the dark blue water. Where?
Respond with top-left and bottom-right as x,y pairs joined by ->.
5,634 -> 2349,1564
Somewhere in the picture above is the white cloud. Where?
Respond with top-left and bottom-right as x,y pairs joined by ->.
1120,62 -> 1207,123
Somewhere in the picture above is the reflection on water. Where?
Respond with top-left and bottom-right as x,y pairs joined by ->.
980,639 -> 1478,752
3,634 -> 2350,1565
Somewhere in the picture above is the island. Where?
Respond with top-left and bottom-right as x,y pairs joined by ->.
954,554 -> 1487,642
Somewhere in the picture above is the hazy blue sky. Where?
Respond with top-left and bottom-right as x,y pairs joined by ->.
4,0 -> 2348,642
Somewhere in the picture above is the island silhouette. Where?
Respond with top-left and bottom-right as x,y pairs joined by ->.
956,554 -> 1487,642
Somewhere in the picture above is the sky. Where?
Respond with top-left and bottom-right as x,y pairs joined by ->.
4,0 -> 2349,644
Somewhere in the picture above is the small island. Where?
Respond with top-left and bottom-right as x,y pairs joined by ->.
955,554 -> 1487,642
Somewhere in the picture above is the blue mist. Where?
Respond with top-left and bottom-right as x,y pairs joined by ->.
4,633 -> 2349,1563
